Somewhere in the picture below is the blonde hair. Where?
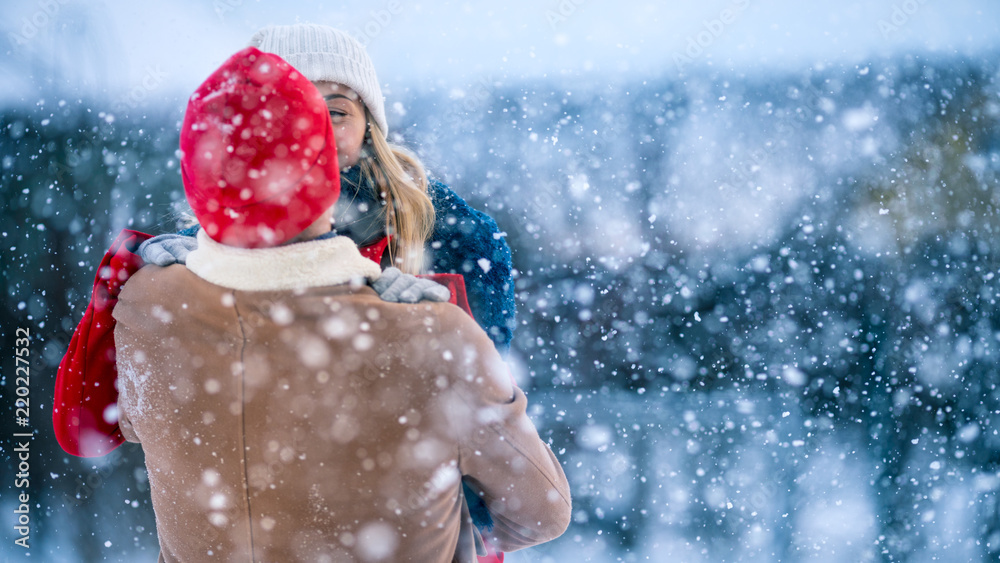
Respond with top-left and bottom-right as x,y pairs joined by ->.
357,110 -> 436,274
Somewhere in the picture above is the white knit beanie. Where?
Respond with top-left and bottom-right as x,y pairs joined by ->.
248,24 -> 388,134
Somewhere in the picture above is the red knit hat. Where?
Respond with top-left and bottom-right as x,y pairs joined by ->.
181,46 -> 340,248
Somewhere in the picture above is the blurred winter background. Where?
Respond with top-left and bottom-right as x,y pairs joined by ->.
2,0 -> 1000,561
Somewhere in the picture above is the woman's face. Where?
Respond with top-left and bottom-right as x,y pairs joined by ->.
312,81 -> 367,170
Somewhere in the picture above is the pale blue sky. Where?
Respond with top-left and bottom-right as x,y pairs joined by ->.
2,0 -> 999,107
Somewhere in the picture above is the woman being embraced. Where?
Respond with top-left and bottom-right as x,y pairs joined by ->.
137,24 -> 519,562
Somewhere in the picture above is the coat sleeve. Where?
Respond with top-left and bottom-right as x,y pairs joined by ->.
427,182 -> 516,355
441,310 -> 571,552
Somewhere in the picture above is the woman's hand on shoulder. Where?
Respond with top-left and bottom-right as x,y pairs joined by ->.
138,234 -> 199,267
372,267 -> 451,303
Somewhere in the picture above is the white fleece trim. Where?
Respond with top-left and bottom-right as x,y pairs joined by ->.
186,230 -> 382,291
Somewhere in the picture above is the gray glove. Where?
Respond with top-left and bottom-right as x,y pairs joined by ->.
138,234 -> 199,266
372,267 -> 451,303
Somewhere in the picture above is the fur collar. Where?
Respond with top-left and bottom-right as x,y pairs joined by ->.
186,230 -> 382,291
